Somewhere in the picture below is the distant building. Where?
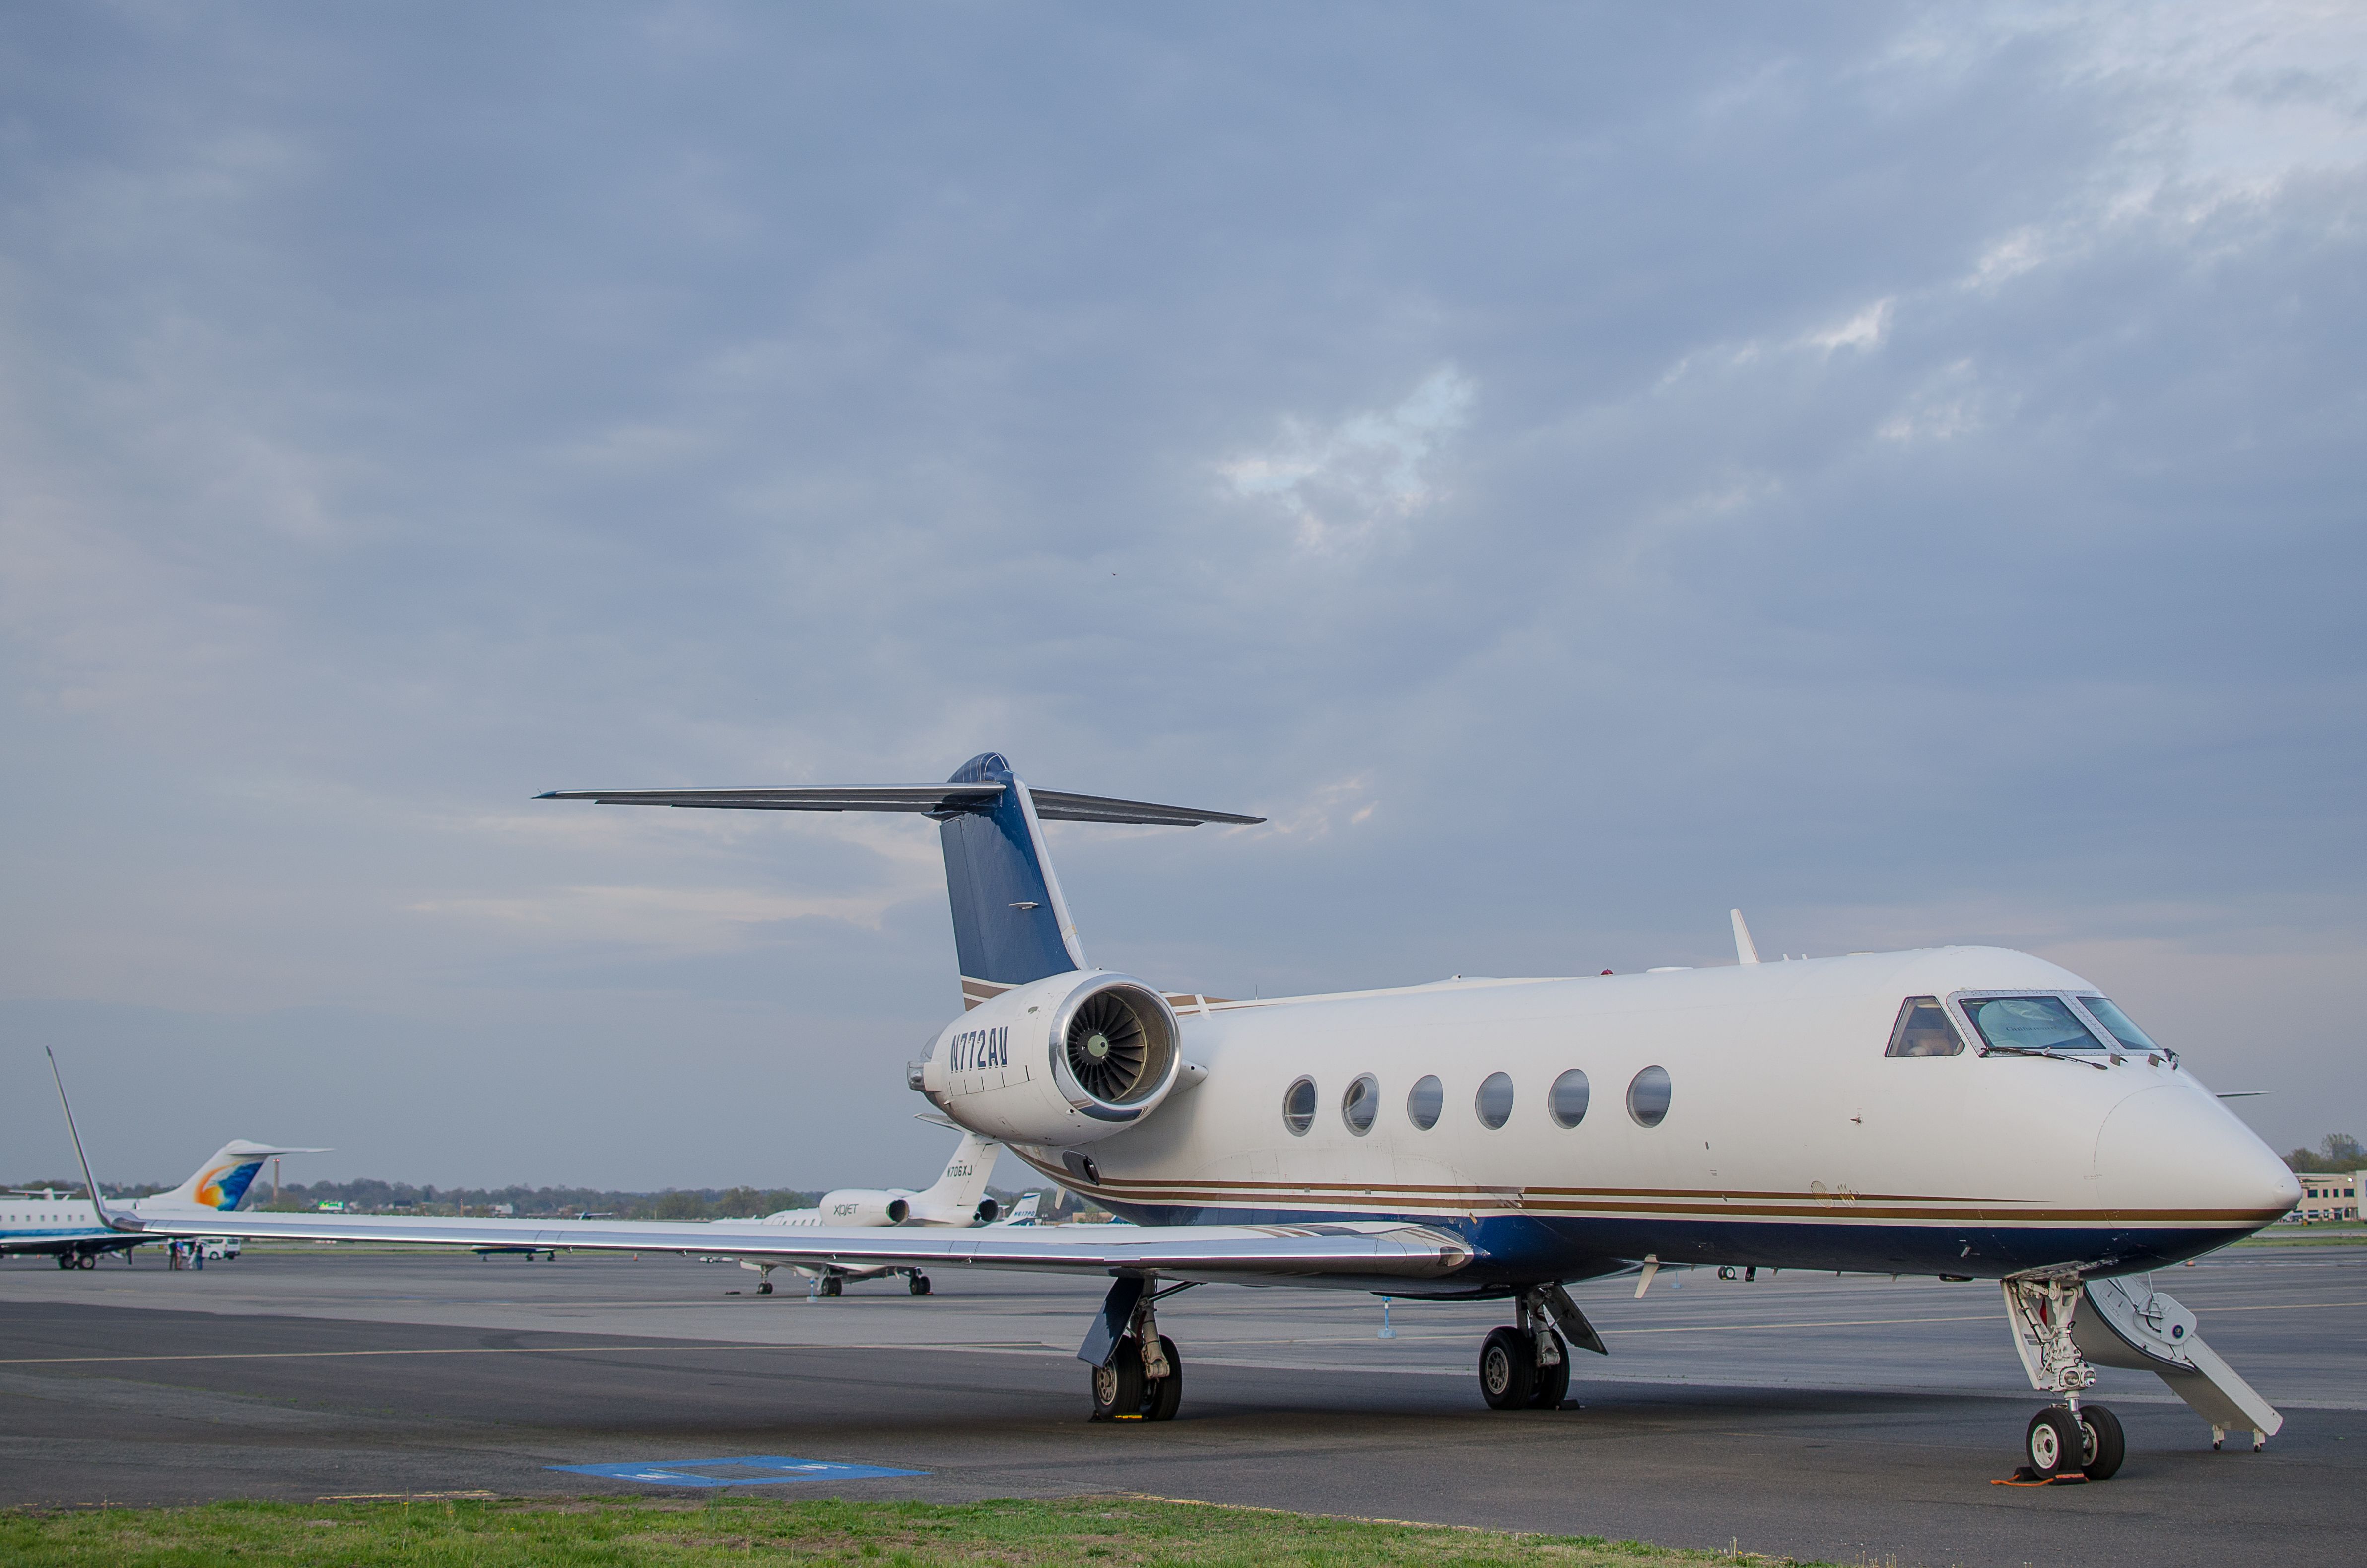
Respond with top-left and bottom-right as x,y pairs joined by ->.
2283,1171 -> 2363,1222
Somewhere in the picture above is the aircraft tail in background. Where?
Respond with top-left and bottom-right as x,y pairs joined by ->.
143,1140 -> 329,1214
908,1129 -> 1003,1227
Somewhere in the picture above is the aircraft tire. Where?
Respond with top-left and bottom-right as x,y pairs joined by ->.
1145,1336 -> 1183,1422
55,1254 -> 73,1271
1528,1330 -> 1571,1408
2025,1406 -> 2083,1479
818,1276 -> 842,1298
1480,1327 -> 1536,1410
908,1273 -> 932,1296
1091,1337 -> 1145,1421
756,1281 -> 773,1295
79,1253 -> 98,1270
2076,1403 -> 2125,1480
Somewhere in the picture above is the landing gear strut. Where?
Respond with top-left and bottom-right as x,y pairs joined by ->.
1082,1278 -> 1188,1422
1478,1284 -> 1596,1410
2003,1273 -> 2125,1480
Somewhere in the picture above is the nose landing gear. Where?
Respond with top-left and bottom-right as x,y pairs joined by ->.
2023,1401 -> 2124,1481
2004,1273 -> 2128,1480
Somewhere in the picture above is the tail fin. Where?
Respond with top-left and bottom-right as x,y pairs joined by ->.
911,1130 -> 1002,1226
937,754 -> 1088,1004
994,1191 -> 1042,1227
538,751 -> 1261,1008
146,1140 -> 328,1213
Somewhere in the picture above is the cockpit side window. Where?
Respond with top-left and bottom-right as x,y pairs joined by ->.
2076,996 -> 2161,1055
1885,996 -> 1963,1057
1959,994 -> 2107,1054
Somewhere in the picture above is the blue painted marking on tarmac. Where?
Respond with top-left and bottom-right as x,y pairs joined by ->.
549,1456 -> 925,1488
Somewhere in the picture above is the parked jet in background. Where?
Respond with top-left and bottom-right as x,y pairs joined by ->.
992,1191 -> 1043,1226
739,1128 -> 1006,1296
75,752 -> 2301,1480
2,1138 -> 324,1268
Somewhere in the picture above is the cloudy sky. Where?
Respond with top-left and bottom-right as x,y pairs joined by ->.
3,3 -> 2362,1189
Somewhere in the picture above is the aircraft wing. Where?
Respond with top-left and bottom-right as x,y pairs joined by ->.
103,1210 -> 1474,1283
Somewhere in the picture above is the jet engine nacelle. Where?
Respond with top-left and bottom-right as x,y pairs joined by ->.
910,971 -> 1181,1149
815,1189 -> 910,1227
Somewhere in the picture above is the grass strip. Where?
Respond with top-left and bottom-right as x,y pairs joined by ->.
0,1494 -> 1832,1567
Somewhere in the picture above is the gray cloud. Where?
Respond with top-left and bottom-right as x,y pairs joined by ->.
3,3 -> 2362,1186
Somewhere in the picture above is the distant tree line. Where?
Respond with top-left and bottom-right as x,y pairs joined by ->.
2285,1134 -> 2367,1173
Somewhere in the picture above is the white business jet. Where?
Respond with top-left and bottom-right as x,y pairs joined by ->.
735,1127 -> 1005,1297
3,1137 -> 324,1268
61,752 -> 2300,1480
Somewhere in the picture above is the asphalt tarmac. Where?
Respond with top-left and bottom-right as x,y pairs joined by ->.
3,1240 -> 2363,1567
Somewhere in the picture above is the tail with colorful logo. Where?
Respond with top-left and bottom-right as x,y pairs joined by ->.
141,1140 -> 329,1214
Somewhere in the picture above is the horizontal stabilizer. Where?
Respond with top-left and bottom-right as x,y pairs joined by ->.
1030,790 -> 1263,826
537,784 -> 1002,814
538,784 -> 1260,826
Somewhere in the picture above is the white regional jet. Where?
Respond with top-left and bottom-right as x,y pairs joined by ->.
63,753 -> 2301,1481
736,1127 -> 1006,1297
3,1137 -> 325,1267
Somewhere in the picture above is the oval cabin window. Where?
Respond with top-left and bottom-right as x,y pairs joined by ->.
1476,1072 -> 1515,1130
1549,1069 -> 1591,1128
1626,1065 -> 1672,1127
1282,1076 -> 1318,1136
1407,1075 -> 1444,1130
1341,1074 -> 1379,1135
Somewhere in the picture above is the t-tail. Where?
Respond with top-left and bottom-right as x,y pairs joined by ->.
539,752 -> 1261,1007
909,1129 -> 1004,1226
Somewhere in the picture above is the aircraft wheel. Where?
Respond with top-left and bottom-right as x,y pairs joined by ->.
818,1276 -> 842,1298
2076,1403 -> 2125,1480
756,1281 -> 773,1295
1479,1327 -> 1536,1410
1528,1330 -> 1571,1408
55,1254 -> 74,1271
908,1273 -> 932,1296
1091,1336 -> 1145,1421
80,1253 -> 98,1270
2025,1406 -> 2083,1479
1144,1336 -> 1183,1422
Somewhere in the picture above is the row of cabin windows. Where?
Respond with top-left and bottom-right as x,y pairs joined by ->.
1887,993 -> 2165,1059
1284,1066 -> 1673,1138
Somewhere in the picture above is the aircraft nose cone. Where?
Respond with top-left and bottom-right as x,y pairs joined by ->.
2096,1084 -> 2300,1225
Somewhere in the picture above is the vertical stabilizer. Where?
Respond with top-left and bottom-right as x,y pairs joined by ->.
1730,909 -> 1760,966
143,1140 -> 328,1214
910,1130 -> 1003,1226
938,753 -> 1087,1006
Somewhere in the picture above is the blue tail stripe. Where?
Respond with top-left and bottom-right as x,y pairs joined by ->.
939,753 -> 1080,988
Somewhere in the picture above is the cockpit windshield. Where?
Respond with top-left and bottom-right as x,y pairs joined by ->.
2077,996 -> 2162,1055
1958,994 -> 2108,1054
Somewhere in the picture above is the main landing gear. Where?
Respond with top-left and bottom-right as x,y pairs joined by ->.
1082,1278 -> 1187,1422
907,1271 -> 932,1296
55,1251 -> 96,1271
1477,1284 -> 1605,1411
2003,1273 -> 2124,1480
